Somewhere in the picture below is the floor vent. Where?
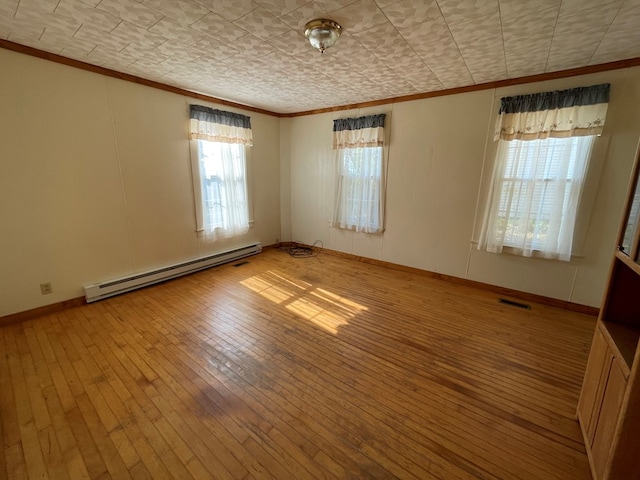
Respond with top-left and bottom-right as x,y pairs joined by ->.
84,242 -> 261,303
499,298 -> 531,310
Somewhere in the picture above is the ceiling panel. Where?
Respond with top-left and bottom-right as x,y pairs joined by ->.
1,0 -> 638,113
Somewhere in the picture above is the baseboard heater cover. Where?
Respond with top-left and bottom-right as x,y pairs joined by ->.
84,242 -> 262,303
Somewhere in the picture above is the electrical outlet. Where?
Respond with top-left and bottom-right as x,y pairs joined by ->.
40,282 -> 53,295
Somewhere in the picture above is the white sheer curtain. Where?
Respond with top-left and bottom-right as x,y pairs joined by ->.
479,136 -> 594,261
197,140 -> 249,238
332,146 -> 384,233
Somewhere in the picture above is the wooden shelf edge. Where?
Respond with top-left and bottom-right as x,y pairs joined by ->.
614,249 -> 640,275
597,321 -> 637,376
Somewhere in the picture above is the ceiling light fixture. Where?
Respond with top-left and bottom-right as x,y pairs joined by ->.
304,19 -> 342,54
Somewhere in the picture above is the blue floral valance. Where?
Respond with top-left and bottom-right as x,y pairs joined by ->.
494,84 -> 610,141
333,114 -> 386,149
189,105 -> 253,146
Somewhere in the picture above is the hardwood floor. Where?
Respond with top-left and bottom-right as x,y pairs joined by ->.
0,249 -> 596,479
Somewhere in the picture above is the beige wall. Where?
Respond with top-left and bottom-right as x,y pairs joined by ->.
3,46 -> 640,316
284,68 -> 640,307
0,49 -> 281,316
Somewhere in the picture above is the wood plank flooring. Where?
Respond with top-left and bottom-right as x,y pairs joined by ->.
0,249 -> 596,479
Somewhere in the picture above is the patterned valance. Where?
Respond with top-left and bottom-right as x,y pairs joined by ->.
333,114 -> 386,149
189,105 -> 253,146
494,84 -> 610,141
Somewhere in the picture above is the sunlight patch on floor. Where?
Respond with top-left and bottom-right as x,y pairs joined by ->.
240,270 -> 367,334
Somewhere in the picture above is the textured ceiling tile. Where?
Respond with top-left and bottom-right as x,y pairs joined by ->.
351,20 -> 415,63
148,17 -> 205,45
141,0 -> 209,26
121,42 -> 169,62
553,4 -> 619,35
429,59 -> 474,88
73,23 -> 130,51
89,45 -> 137,67
505,42 -> 549,78
502,7 -> 556,76
387,58 -> 440,85
190,37 -> 239,59
256,0 -> 311,17
60,44 -> 100,59
6,34 -> 58,53
447,12 -> 506,82
506,62 -> 546,79
3,22 -> 43,44
470,62 -> 507,83
501,7 -> 557,42
151,55 -> 195,71
155,39 -> 201,59
54,0 -> 122,30
40,28 -> 96,53
498,0 -> 559,21
406,76 -> 445,92
327,33 -> 377,65
96,0 -> 164,29
313,0 -> 359,12
591,28 -> 640,64
268,28 -> 312,56
382,0 -> 441,31
374,0 -> 402,7
16,0 -> 58,13
437,0 -> 499,25
124,61 -> 172,78
558,0 -> 622,16
1,0 -> 638,112
278,2 -> 328,30
15,3 -> 82,36
608,0 -> 640,31
111,21 -> 165,48
545,5 -> 619,71
230,33 -> 278,57
191,12 -> 248,43
232,6 -> 291,40
0,0 -> 17,15
546,42 -> 600,71
194,0 -> 257,21
399,15 -> 450,46
328,0 -> 387,34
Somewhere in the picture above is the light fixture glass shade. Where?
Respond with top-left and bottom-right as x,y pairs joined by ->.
304,19 -> 342,53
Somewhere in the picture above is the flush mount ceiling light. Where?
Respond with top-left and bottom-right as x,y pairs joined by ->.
304,19 -> 342,54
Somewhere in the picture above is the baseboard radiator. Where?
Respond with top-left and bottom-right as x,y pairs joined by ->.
84,242 -> 262,303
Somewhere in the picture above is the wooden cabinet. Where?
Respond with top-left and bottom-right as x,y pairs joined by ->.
577,142 -> 640,480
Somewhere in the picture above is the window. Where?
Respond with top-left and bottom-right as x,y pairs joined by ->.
331,113 -> 386,234
188,105 -> 253,239
195,140 -> 249,236
333,146 -> 384,233
480,135 -> 594,260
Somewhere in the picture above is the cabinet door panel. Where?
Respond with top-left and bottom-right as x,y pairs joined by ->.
578,328 -> 613,441
592,359 -> 628,479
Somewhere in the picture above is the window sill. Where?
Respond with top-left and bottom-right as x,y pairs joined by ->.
470,240 -> 584,260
